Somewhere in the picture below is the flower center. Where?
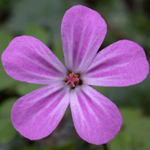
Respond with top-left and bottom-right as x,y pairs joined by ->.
65,72 -> 80,88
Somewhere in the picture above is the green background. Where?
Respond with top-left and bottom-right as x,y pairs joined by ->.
0,0 -> 150,149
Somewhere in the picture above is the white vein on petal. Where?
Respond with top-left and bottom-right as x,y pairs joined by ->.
63,23 -> 74,71
77,27 -> 102,73
25,40 -> 66,76
86,62 -> 128,78
26,84 -> 64,105
38,44 -> 66,74
83,85 -> 109,114
20,53 -> 64,78
71,88 -> 86,131
73,24 -> 87,72
79,88 -> 100,123
31,86 -> 69,123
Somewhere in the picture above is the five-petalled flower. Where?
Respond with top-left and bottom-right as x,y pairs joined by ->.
1,5 -> 149,145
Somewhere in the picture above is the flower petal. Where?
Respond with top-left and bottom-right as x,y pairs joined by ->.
70,85 -> 122,145
11,82 -> 70,140
2,35 -> 67,84
82,40 -> 149,87
61,5 -> 107,73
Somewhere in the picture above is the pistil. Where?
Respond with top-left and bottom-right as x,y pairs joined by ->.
65,72 -> 80,88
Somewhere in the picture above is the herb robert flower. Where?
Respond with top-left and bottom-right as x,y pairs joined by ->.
1,5 -> 149,145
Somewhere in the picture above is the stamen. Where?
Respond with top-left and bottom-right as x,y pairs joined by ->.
65,72 -> 80,88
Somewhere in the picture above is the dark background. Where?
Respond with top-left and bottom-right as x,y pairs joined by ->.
0,0 -> 150,150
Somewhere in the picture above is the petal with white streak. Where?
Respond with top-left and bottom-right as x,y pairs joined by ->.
2,36 -> 67,84
11,82 -> 70,140
70,85 -> 122,145
61,5 -> 107,73
83,40 -> 149,87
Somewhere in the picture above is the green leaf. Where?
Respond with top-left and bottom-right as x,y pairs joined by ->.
120,107 -> 142,127
92,86 -> 106,95
0,30 -> 13,52
109,130 -> 130,150
21,143 -> 75,150
53,36 -> 64,64
109,108 -> 150,150
16,82 -> 44,95
3,0 -> 76,43
0,98 -> 16,115
0,65 -> 17,90
0,98 -> 17,143
109,107 -> 142,150
22,146 -> 48,150
127,118 -> 150,150
24,24 -> 50,45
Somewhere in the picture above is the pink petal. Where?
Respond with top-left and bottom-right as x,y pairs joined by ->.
2,35 -> 67,84
11,82 -> 70,140
82,40 -> 149,87
70,85 -> 122,145
61,5 -> 107,73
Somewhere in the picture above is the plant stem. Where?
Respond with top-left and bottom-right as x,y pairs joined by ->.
103,144 -> 108,150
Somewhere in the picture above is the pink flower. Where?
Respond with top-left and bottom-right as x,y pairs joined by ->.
1,5 -> 149,145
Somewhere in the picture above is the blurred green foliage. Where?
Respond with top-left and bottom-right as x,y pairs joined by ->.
0,98 -> 17,143
24,24 -> 50,46
0,0 -> 150,150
